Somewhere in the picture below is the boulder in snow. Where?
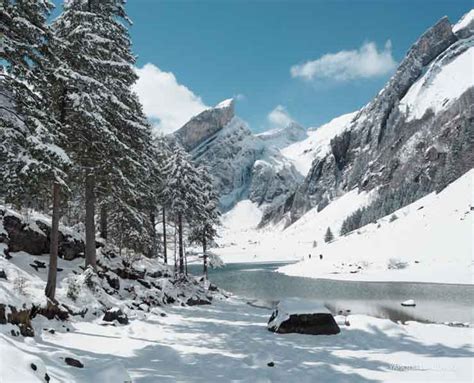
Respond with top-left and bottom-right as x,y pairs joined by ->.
65,357 -> 84,368
103,308 -> 129,325
268,299 -> 340,335
401,299 -> 416,307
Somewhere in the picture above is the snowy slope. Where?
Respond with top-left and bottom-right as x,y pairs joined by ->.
453,8 -> 474,34
281,112 -> 357,176
399,41 -> 474,121
279,169 -> 474,284
216,188 -> 374,264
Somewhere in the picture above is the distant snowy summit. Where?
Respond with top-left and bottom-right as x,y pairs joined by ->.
256,121 -> 307,150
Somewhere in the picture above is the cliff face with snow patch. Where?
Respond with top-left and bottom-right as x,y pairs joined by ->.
263,14 -> 474,226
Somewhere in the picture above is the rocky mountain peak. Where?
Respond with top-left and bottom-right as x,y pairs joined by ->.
174,98 -> 235,151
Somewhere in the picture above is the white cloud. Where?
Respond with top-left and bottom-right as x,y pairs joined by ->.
291,41 -> 397,82
267,105 -> 294,129
134,63 -> 208,134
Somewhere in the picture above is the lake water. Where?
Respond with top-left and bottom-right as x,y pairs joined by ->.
188,262 -> 474,324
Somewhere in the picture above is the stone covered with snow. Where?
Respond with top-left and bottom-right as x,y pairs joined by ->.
267,299 -> 340,335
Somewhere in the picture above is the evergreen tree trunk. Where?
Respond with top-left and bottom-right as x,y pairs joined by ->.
162,206 -> 167,264
178,213 -> 184,275
85,171 -> 96,269
45,182 -> 60,301
100,204 -> 107,240
149,210 -> 157,258
203,234 -> 208,280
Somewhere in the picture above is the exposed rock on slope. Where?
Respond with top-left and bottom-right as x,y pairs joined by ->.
0,206 -> 84,260
174,99 -> 235,151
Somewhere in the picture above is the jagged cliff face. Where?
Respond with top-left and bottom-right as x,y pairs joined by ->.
264,15 -> 474,226
173,100 -> 303,211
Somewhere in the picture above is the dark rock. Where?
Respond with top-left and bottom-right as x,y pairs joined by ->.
186,296 -> 212,306
137,279 -> 151,288
105,273 -> 120,290
48,329 -> 55,334
0,269 -> 7,279
35,304 -> 69,321
44,373 -> 50,382
30,363 -> 37,371
268,312 -> 340,335
1,214 -> 85,260
65,357 -> 84,368
1,304 -> 35,337
208,283 -> 218,292
267,362 -> 275,367
4,215 -> 48,255
114,267 -> 145,280
103,309 -> 129,325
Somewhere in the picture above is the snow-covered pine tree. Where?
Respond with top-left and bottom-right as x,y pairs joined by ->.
1,0 -> 70,302
51,0 -> 154,266
0,0 -> 69,206
162,146 -> 202,275
189,166 -> 220,279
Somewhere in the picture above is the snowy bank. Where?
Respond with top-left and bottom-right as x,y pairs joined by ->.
278,169 -> 474,285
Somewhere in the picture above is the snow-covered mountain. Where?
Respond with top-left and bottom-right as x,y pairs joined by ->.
263,14 -> 473,226
214,11 -> 473,284
173,99 -> 304,211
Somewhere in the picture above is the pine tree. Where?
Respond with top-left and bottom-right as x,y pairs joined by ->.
51,0 -> 154,267
1,0 -> 70,303
189,166 -> 221,279
162,146 -> 202,275
324,227 -> 334,243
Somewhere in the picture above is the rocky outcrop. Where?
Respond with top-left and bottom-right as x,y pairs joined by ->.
0,208 -> 85,259
174,99 -> 235,151
103,308 -> 129,324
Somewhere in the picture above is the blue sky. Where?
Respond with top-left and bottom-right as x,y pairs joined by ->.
53,0 -> 472,133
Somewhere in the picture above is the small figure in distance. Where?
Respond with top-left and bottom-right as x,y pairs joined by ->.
308,254 -> 311,259
319,254 -> 323,260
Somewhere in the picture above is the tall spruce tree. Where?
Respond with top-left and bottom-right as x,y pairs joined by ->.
189,166 -> 220,279
1,0 -> 70,302
51,0 -> 154,267
162,146 -> 202,275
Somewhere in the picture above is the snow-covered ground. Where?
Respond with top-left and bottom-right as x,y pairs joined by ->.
216,169 -> 473,284
216,187 -> 375,264
279,169 -> 474,284
1,297 -> 473,382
